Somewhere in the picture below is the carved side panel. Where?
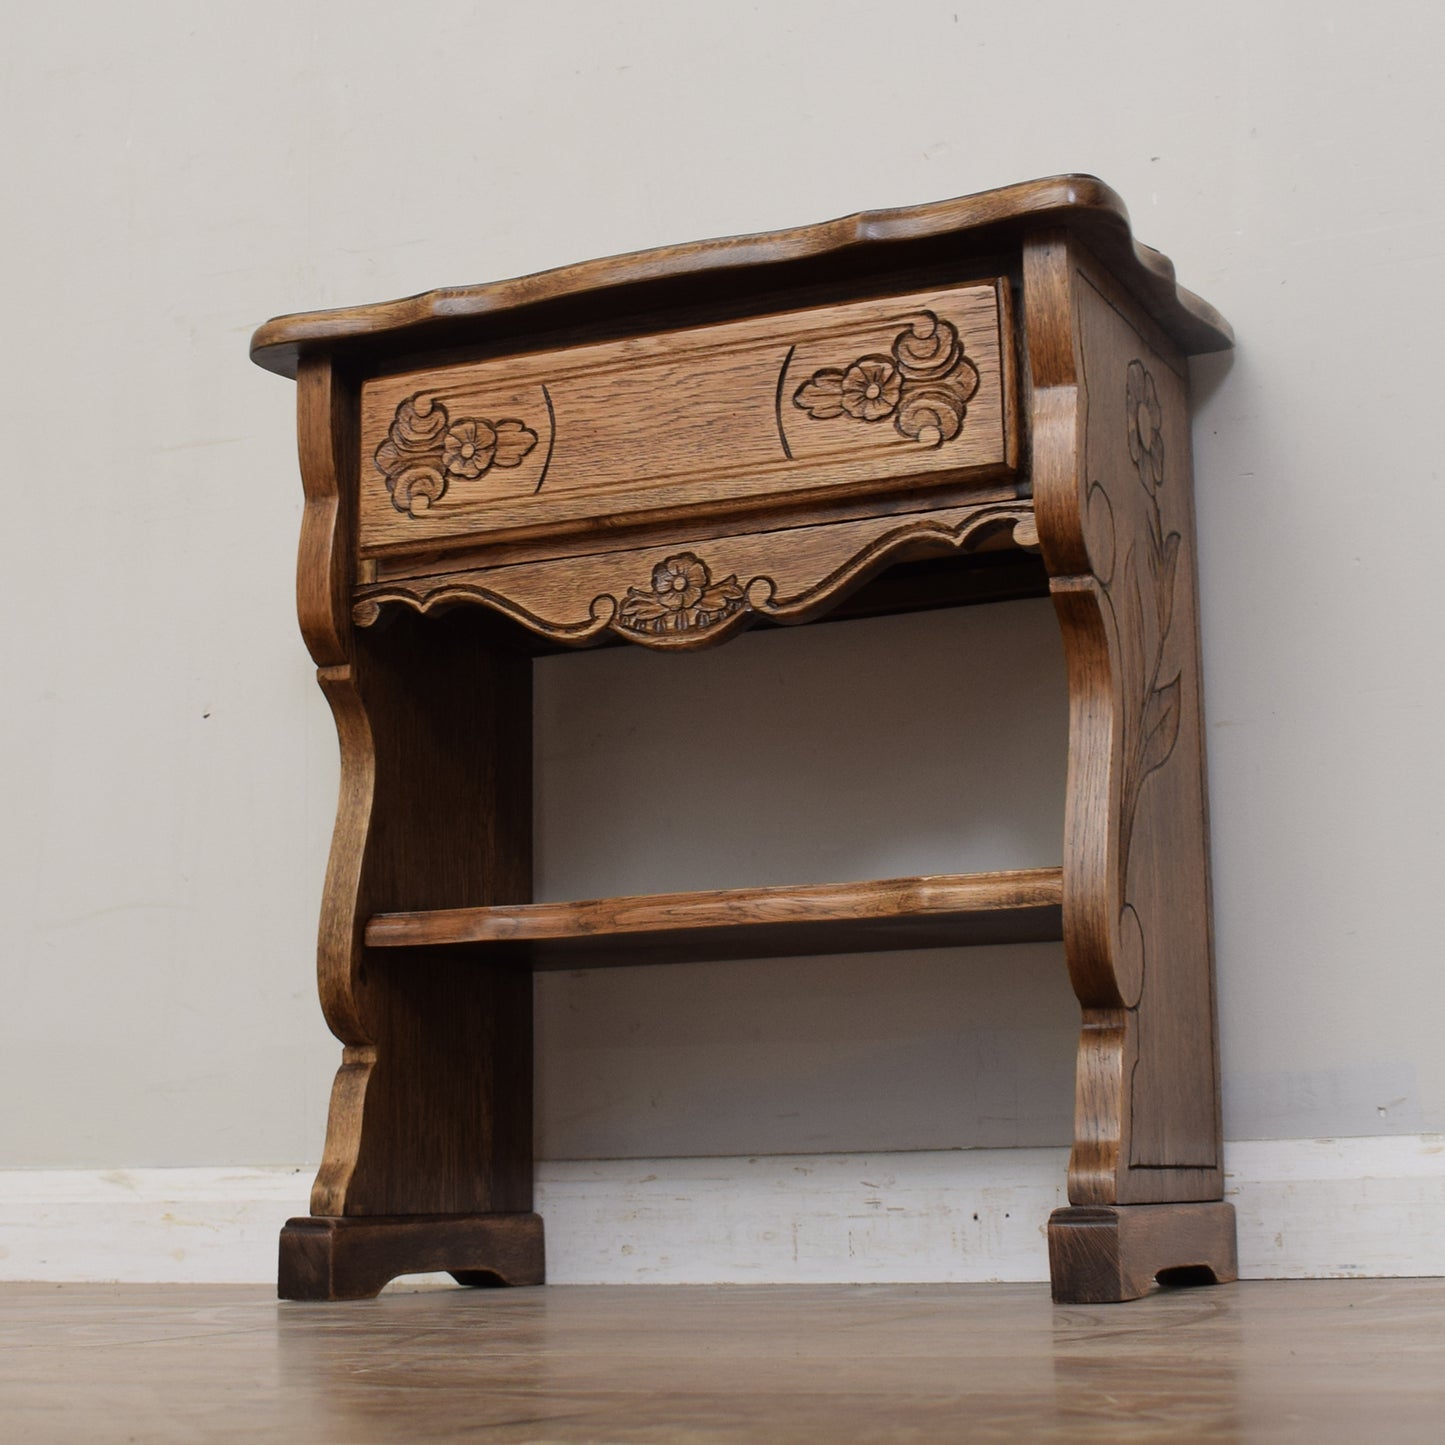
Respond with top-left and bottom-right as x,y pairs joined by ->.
1026,234 -> 1222,1206
1076,274 -> 1218,1185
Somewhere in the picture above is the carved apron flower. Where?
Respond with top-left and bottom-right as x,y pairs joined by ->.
1126,360 -> 1165,488
839,357 -> 903,421
618,551 -> 747,636
651,553 -> 708,610
443,420 -> 498,478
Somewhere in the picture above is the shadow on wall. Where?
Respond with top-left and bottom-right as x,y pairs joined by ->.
533,597 -> 1079,1160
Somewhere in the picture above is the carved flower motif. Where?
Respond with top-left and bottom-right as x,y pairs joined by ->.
618,551 -> 747,636
377,394 -> 543,515
1126,360 -> 1165,488
651,553 -> 708,611
443,420 -> 497,478
792,313 -> 978,446
839,357 -> 903,421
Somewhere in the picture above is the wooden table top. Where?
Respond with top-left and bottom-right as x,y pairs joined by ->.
250,174 -> 1232,379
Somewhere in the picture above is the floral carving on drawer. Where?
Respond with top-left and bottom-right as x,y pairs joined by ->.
356,282 -> 1011,556
790,312 -> 981,448
374,394 -> 545,517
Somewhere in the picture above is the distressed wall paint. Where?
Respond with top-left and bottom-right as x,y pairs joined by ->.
2,1137 -> 1441,1283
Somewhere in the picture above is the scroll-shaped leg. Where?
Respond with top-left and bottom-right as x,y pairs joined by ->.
278,614 -> 541,1299
1026,234 -> 1233,1299
281,360 -> 540,1299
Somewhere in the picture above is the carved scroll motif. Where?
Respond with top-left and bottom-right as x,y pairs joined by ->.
374,395 -> 539,517
791,312 -> 981,447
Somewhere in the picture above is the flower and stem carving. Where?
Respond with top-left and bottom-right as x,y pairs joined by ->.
791,312 -> 980,447
1113,359 -> 1184,875
375,394 -> 538,517
616,553 -> 748,637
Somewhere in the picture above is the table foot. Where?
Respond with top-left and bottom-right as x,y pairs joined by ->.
1047,1202 -> 1237,1304
278,1213 -> 544,1301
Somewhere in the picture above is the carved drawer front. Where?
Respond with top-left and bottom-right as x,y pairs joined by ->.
358,280 -> 1015,559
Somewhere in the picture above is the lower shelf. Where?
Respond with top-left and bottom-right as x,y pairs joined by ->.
364,867 -> 1064,970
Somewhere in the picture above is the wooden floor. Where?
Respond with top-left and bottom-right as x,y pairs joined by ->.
4,1279 -> 1444,1442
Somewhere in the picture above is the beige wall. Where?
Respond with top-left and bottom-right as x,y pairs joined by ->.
2,0 -> 1441,1169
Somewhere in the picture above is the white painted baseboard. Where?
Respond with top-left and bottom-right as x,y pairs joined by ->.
1,1136 -> 1440,1285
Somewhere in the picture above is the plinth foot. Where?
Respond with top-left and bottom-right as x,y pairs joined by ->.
1047,1202 -> 1237,1304
278,1212 -> 545,1301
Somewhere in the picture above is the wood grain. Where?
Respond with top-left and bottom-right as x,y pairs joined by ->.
14,1281 -> 1445,1442
1047,1203 -> 1237,1304
365,868 -> 1064,969
251,175 -> 1231,379
294,359 -> 358,669
358,283 -> 1013,557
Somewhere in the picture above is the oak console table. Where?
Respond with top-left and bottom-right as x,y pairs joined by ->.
251,175 -> 1237,1304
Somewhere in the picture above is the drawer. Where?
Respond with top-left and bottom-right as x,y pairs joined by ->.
357,280 -> 1016,560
